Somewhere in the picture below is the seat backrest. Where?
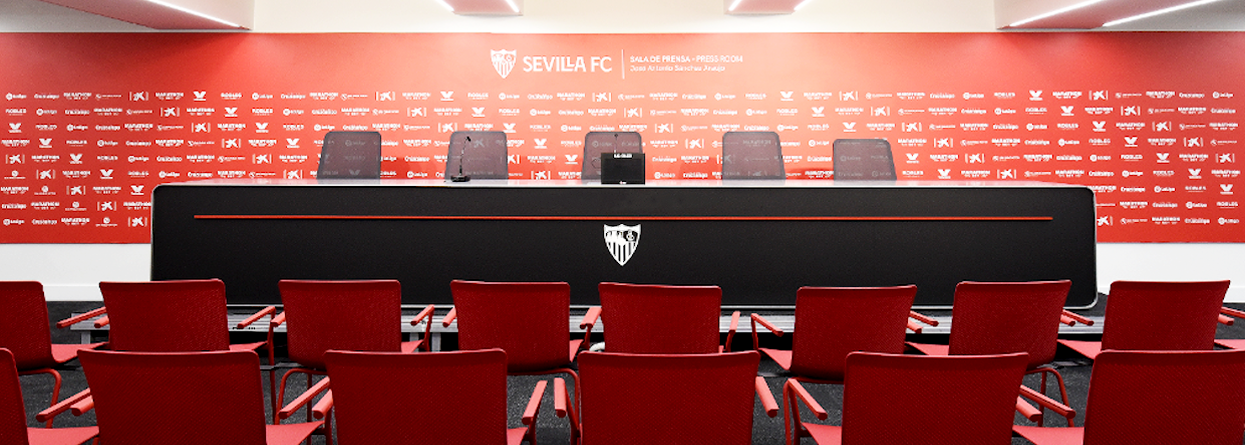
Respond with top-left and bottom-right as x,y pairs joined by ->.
1083,349 -> 1245,445
598,282 -> 722,354
577,351 -> 759,445
78,349 -> 268,445
0,282 -> 55,370
98,280 -> 231,352
445,131 -> 508,180
947,280 -> 1072,370
324,349 -> 508,445
583,131 -> 643,181
280,280 -> 403,370
317,131 -> 382,179
831,138 -> 896,180
789,285 -> 917,381
1100,280 -> 1229,351
0,349 -> 31,445
841,352 -> 1028,445
452,280 -> 571,372
721,131 -> 784,180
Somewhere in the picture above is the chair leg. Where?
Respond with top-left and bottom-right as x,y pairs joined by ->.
19,368 -> 62,428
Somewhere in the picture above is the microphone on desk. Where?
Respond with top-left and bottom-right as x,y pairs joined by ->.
451,135 -> 471,182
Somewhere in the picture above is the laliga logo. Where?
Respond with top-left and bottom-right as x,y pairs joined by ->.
603,224 -> 641,266
491,49 -> 518,79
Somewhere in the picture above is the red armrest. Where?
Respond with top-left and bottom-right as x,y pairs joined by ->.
56,307 -> 106,329
93,315 -> 111,328
1018,386 -> 1076,425
784,380 -> 828,421
750,313 -> 784,336
1062,310 -> 1094,326
554,378 -> 570,418
1016,396 -> 1043,423
279,377 -> 331,421
270,312 -> 287,329
312,390 -> 333,420
905,320 -> 924,334
908,310 -> 939,327
1223,306 -> 1245,319
410,304 -> 435,326
756,377 -> 779,418
441,307 -> 457,327
723,311 -> 741,352
579,306 -> 601,329
35,388 -> 92,422
1219,314 -> 1234,326
521,380 -> 548,426
237,306 -> 276,329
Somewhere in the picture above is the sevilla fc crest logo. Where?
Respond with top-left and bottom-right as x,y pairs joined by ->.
491,49 -> 517,79
603,224 -> 641,266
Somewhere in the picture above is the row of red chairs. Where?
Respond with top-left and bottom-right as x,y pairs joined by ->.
5,278 -> 1245,444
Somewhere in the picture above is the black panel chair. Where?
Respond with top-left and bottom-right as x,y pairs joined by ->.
583,131 -> 643,181
317,131 -> 382,179
446,131 -> 508,180
832,138 -> 895,180
722,131 -> 784,180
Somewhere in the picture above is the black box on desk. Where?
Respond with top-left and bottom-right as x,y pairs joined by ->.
601,153 -> 645,184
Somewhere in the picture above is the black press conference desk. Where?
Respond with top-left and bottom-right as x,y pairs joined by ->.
151,179 -> 1097,309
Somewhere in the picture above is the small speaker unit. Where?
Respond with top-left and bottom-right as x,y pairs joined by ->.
601,153 -> 645,184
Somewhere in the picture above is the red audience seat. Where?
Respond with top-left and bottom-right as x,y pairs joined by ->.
0,281 -> 103,427
72,349 -> 321,445
749,285 -> 923,382
1060,280 -> 1230,360
273,280 -> 434,425
290,349 -> 545,445
0,348 -> 98,445
583,282 -> 740,354
906,280 -> 1078,425
784,352 -> 1029,445
1015,349 -> 1245,445
557,350 -> 777,445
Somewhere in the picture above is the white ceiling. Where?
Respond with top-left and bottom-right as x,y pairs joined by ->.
5,0 -> 1245,31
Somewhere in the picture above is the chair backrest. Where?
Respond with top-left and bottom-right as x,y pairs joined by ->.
789,285 -> 918,381
721,131 -> 784,180
832,138 -> 896,180
98,280 -> 231,352
317,131 -> 382,179
1083,349 -> 1245,445
577,351 -> 759,445
451,280 -> 572,372
0,349 -> 31,445
598,282 -> 722,354
1100,280 -> 1230,351
841,352 -> 1028,445
583,131 -> 643,181
0,282 -> 55,370
324,349 -> 508,445
947,280 -> 1072,370
445,131 -> 508,180
280,280 -> 403,370
78,349 -> 268,445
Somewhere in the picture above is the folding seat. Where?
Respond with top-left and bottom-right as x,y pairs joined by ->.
784,352 -> 1029,445
68,349 -> 321,445
1060,280 -> 1230,360
748,285 -> 930,383
287,349 -> 547,445
581,282 -> 740,354
272,280 -> 434,424
0,348 -> 98,445
1015,349 -> 1245,445
906,280 -> 1082,425
0,281 -> 103,427
554,350 -> 778,445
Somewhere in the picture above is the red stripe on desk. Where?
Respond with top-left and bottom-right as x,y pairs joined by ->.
195,215 -> 1053,222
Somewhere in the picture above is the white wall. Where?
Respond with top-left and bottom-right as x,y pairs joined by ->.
1,0 -> 1242,302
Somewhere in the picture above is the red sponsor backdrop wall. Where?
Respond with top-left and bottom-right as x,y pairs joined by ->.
0,32 -> 1241,243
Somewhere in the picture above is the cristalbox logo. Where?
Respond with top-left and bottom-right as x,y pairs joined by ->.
603,224 -> 641,266
491,50 -> 518,79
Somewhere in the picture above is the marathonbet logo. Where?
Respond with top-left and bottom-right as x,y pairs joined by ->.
491,49 -> 518,79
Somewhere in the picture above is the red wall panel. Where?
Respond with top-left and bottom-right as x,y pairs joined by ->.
0,32 -> 1240,243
